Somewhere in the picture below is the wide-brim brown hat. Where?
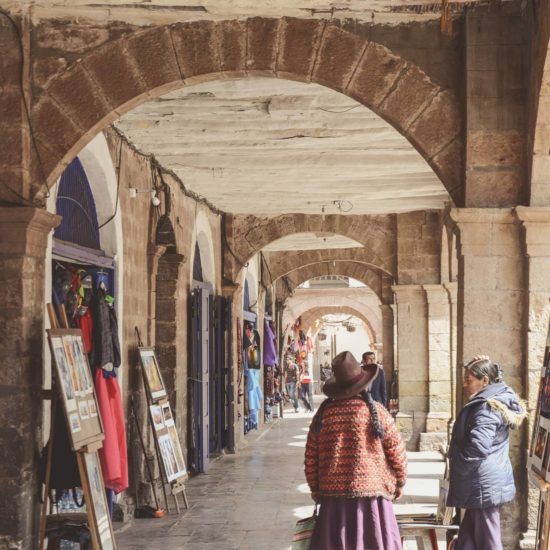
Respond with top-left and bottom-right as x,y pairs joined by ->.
323,350 -> 378,400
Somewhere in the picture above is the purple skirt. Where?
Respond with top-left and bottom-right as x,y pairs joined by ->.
311,496 -> 401,550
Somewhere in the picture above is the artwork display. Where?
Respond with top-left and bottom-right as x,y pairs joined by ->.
148,400 -> 187,483
138,348 -> 167,402
79,452 -> 117,550
48,329 -> 103,450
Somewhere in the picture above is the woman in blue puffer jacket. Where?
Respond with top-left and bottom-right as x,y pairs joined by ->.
447,356 -> 527,550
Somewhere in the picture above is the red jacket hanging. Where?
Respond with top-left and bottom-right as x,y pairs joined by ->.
95,369 -> 128,494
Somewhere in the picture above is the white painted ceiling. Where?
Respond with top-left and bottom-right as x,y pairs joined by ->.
115,78 -> 449,216
262,233 -> 363,251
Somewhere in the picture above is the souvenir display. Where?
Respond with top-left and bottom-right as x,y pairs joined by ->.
48,329 -> 103,450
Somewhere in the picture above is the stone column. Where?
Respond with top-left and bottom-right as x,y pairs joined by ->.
443,282 -> 458,425
379,304 -> 394,388
515,206 -> 550,530
0,207 -> 60,549
146,243 -> 166,345
392,285 -> 428,450
423,285 -> 452,443
449,208 -> 525,548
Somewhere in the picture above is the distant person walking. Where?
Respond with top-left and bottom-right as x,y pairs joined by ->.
305,351 -> 407,549
299,368 -> 314,412
362,351 -> 387,407
284,358 -> 300,413
447,356 -> 527,550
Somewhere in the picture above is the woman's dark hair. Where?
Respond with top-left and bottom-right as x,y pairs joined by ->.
359,390 -> 384,439
312,391 -> 384,439
464,358 -> 503,384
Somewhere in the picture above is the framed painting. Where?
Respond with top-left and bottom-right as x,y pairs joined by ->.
138,348 -> 167,402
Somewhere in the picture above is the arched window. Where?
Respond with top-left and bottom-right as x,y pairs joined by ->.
193,242 -> 204,282
54,157 -> 100,250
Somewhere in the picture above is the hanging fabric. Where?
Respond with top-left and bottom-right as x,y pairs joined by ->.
94,369 -> 128,494
263,319 -> 278,366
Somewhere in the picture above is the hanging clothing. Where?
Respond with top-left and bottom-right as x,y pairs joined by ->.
94,369 -> 128,494
306,335 -> 313,353
263,319 -> 278,366
76,308 -> 93,354
91,290 -> 121,376
245,367 -> 263,429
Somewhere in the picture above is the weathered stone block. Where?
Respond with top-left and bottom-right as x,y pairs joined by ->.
408,90 -> 461,158
277,18 -> 325,81
381,64 -> 438,130
215,20 -> 247,76
31,95 -> 81,160
171,21 -> 219,79
347,42 -> 406,108
312,24 -> 365,91
246,17 -> 279,75
126,27 -> 182,92
83,40 -> 147,112
47,62 -> 112,133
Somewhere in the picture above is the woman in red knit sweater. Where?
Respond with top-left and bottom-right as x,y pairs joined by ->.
304,350 -> 407,549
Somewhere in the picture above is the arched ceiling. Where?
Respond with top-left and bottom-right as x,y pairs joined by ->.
115,78 -> 449,216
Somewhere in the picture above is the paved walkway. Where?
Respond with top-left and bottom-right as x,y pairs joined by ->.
116,404 -> 446,549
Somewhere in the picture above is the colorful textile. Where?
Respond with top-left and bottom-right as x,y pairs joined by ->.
94,370 -> 128,493
263,319 -> 278,366
305,397 -> 407,499
311,495 -> 402,550
245,367 -> 263,428
455,505 -> 503,549
292,508 -> 317,550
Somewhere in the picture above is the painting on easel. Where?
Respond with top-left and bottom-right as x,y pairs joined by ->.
138,347 -> 167,402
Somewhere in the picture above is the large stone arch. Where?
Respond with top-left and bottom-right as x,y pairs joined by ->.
280,261 -> 393,304
301,306 -> 377,344
28,18 -> 462,206
227,214 -> 396,279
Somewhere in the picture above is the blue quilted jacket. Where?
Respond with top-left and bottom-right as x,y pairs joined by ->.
447,382 -> 526,509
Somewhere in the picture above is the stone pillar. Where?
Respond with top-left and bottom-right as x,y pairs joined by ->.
423,285 -> 452,439
146,243 -> 167,345
515,206 -> 550,530
443,282 -> 458,424
379,304 -> 394,388
0,207 -> 60,549
449,208 -> 525,547
392,285 -> 428,450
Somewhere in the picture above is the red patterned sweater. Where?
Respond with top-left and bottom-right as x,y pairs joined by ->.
304,398 -> 407,499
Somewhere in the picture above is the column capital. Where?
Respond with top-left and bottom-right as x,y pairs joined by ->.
0,206 -> 60,258
391,284 -> 426,304
443,282 -> 458,303
514,206 -> 550,257
447,208 -> 518,257
422,284 -> 449,304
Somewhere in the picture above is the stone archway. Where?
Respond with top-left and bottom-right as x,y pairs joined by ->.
26,18 -> 462,206
280,261 -> 393,304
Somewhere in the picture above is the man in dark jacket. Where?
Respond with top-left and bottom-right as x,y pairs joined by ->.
362,351 -> 387,408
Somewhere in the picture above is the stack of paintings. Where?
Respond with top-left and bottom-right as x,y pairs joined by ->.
139,348 -> 187,484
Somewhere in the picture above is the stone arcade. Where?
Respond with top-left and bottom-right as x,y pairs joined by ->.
1,1 -> 550,548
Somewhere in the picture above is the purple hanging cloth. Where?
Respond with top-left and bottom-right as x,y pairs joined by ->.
263,319 -> 278,366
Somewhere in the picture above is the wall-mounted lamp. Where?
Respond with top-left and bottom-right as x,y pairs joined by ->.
128,187 -> 161,207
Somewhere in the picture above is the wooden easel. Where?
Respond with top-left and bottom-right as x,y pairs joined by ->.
39,304 -> 116,550
134,327 -> 189,514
